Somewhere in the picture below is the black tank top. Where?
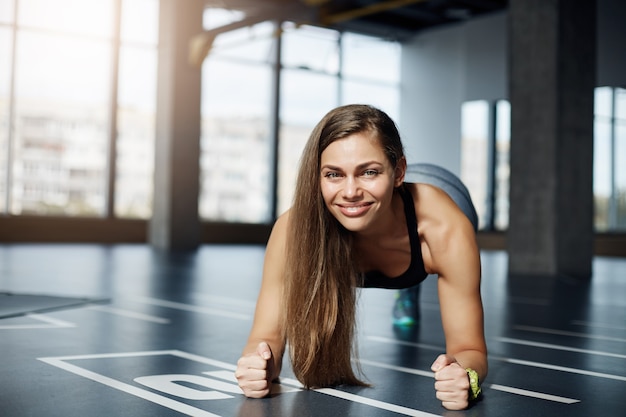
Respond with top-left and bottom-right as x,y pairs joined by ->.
360,186 -> 428,289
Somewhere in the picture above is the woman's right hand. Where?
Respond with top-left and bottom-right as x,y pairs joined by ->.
235,341 -> 274,398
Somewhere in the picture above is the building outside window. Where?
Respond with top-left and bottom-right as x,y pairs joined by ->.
200,14 -> 401,222
594,86 -> 626,231
199,10 -> 274,223
0,0 -> 158,218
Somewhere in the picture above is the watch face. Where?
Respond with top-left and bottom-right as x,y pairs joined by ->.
466,368 -> 481,400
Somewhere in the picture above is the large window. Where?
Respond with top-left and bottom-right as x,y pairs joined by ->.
460,99 -> 510,231
2,3 -> 402,226
115,0 -> 158,218
462,88 -> 625,233
461,100 -> 490,229
0,0 -> 158,218
340,32 -> 400,121
277,25 -> 400,215
199,10 -> 274,223
200,17 -> 401,221
594,86 -> 626,231
278,23 -> 340,216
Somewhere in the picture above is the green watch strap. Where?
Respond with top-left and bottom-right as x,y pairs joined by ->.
465,368 -> 481,401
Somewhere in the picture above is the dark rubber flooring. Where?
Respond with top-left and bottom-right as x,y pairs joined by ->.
0,244 -> 624,417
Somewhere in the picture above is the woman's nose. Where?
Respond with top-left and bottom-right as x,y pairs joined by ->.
342,176 -> 360,199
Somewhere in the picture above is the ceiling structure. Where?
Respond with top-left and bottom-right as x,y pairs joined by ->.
190,0 -> 507,67
203,0 -> 509,41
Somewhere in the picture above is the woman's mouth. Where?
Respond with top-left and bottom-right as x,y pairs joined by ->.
338,203 -> 372,217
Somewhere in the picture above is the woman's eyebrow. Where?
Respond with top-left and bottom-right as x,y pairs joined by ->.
321,161 -> 384,170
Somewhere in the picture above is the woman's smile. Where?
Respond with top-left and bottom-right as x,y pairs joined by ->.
337,202 -> 373,217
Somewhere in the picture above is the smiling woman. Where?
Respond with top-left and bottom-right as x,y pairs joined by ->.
235,104 -> 487,411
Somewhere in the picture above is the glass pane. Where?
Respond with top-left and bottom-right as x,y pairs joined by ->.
278,69 -> 338,215
281,23 -> 339,74
341,79 -> 399,122
614,119 -> 626,231
460,100 -> 489,229
203,7 -> 244,30
19,0 -> 114,37
121,0 -> 159,45
0,27 -> 10,212
210,21 -> 275,63
494,100 -> 510,230
593,114 -> 612,231
11,31 -> 110,216
615,105 -> 626,230
0,0 -> 14,24
342,32 -> 400,83
115,44 -> 156,219
594,86 -> 613,118
200,59 -> 272,223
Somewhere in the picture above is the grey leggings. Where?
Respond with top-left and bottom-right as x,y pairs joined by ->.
405,163 -> 478,232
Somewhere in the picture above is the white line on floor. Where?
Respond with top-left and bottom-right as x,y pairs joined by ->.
366,335 -> 442,351
38,353 -> 222,417
513,325 -> 626,343
487,384 -> 580,404
193,293 -> 257,309
280,377 -> 442,417
132,297 -> 251,320
356,358 -> 581,404
570,320 -> 626,331
366,335 -> 626,382
496,357 -> 626,382
357,359 -> 435,378
0,313 -> 75,330
86,305 -> 171,324
509,297 -> 551,306
495,337 -> 626,359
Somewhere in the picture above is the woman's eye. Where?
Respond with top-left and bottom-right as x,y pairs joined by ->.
363,169 -> 378,177
324,172 -> 341,179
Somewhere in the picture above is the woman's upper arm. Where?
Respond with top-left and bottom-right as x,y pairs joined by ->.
418,186 -> 487,358
245,213 -> 289,356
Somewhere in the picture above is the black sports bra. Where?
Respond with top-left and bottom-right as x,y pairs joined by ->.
360,186 -> 428,289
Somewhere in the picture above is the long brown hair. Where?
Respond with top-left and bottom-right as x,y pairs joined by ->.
283,104 -> 405,388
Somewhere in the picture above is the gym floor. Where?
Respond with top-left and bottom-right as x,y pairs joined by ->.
0,244 -> 624,417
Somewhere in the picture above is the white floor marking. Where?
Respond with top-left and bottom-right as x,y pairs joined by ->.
357,359 -> 435,378
495,337 -> 626,359
132,297 -> 251,320
355,358 -> 581,404
38,352 -> 223,417
509,297 -> 551,306
366,335 -> 442,351
367,334 -> 625,384
280,378 -> 442,417
570,320 -> 626,331
0,313 -> 75,330
513,325 -> 626,343
488,384 -> 580,404
193,293 -> 257,309
497,357 -> 626,382
39,350 -> 442,417
86,305 -> 171,324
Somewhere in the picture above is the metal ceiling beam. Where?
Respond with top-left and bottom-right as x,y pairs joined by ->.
321,0 -> 430,25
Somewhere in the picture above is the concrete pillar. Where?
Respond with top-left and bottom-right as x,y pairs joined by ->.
507,0 -> 596,278
149,0 -> 203,250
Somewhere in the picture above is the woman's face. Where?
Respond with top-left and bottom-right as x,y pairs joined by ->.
320,132 -> 403,233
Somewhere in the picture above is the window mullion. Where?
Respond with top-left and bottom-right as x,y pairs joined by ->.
106,0 -> 123,218
4,0 -> 19,213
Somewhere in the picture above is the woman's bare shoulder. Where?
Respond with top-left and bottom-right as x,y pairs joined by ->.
408,183 -> 477,273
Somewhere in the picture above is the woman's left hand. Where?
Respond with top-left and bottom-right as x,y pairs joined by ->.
431,354 -> 471,410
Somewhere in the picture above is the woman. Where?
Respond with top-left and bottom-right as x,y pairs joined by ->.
235,104 -> 487,411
